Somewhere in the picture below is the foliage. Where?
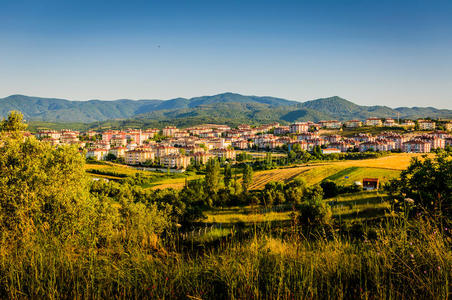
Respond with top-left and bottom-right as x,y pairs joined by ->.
386,150 -> 452,219
0,110 -> 28,132
242,164 -> 254,194
205,158 -> 221,195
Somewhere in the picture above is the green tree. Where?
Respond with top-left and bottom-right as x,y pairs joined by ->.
1,111 -> 28,132
224,164 -> 233,188
0,135 -> 91,243
299,184 -> 331,231
242,164 -> 253,194
386,151 -> 451,218
205,158 -> 221,194
320,180 -> 339,199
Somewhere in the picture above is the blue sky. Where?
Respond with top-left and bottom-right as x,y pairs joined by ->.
0,0 -> 451,108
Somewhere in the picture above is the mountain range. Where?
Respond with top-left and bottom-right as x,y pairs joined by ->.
1,93 -> 451,126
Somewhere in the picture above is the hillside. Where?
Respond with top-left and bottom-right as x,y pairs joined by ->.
1,93 -> 451,125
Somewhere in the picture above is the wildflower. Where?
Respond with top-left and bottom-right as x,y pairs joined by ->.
404,198 -> 415,204
410,254 -> 414,259
438,266 -> 441,270
424,270 -> 427,274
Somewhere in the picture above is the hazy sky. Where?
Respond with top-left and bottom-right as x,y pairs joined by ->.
1,0 -> 451,108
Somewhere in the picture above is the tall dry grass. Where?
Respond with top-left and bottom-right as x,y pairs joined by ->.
0,217 -> 449,299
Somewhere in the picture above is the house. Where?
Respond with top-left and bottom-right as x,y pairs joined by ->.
344,120 -> 362,128
365,118 -> 382,126
289,122 -> 309,134
161,154 -> 190,169
322,148 -> 341,154
86,148 -> 108,161
402,140 -> 431,153
417,120 -> 436,130
363,178 -> 379,190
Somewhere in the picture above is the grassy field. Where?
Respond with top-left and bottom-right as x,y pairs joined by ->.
203,191 -> 390,225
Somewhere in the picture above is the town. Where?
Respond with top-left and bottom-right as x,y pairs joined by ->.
32,117 -> 452,170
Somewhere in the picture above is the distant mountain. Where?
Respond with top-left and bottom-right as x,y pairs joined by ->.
1,93 -> 451,125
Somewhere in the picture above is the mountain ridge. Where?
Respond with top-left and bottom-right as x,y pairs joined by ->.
1,93 -> 451,124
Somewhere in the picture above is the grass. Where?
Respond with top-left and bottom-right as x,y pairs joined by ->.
204,206 -> 295,224
1,217 -> 449,299
203,191 -> 391,226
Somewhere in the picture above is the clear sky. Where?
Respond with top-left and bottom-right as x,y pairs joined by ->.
0,0 -> 451,108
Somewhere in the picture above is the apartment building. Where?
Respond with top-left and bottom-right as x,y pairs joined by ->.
417,120 -> 436,130
86,148 -> 108,161
402,140 -> 431,153
289,122 -> 309,134
125,149 -> 155,165
344,120 -> 362,128
365,118 -> 383,126
161,154 -> 190,169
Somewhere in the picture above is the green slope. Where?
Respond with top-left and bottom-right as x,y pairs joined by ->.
2,93 -> 452,125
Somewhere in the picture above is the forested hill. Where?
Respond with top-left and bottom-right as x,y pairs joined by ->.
1,93 -> 451,124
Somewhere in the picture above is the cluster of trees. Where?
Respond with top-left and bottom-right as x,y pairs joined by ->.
386,150 -> 451,219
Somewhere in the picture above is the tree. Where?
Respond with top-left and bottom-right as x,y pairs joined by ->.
1,111 -> 28,132
313,145 -> 323,159
285,178 -> 306,204
205,158 -> 221,194
105,153 -> 117,161
320,180 -> 339,199
0,135 -> 91,243
299,185 -> 331,231
242,164 -> 253,194
386,151 -> 451,219
224,164 -> 232,188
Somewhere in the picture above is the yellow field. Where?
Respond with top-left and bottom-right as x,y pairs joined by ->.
249,153 -> 423,189
249,166 -> 311,190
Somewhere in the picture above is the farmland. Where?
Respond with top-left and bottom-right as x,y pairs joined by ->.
250,153 -> 423,189
89,153 -> 424,190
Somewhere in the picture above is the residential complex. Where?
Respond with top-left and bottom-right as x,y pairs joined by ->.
29,118 -> 451,170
